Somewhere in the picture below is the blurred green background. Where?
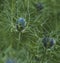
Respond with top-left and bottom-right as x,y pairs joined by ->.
0,0 -> 60,63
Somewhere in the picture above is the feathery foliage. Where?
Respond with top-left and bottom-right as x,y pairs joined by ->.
0,0 -> 60,63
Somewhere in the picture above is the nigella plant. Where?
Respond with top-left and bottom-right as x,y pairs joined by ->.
16,18 -> 26,32
36,3 -> 44,10
42,36 -> 55,48
33,2 -> 44,11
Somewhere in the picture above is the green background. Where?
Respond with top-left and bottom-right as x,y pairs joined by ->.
0,0 -> 60,63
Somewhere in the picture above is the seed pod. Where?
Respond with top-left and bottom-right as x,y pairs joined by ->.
16,18 -> 26,31
42,37 -> 55,48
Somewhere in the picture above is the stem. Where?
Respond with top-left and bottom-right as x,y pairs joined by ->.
17,32 -> 21,50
